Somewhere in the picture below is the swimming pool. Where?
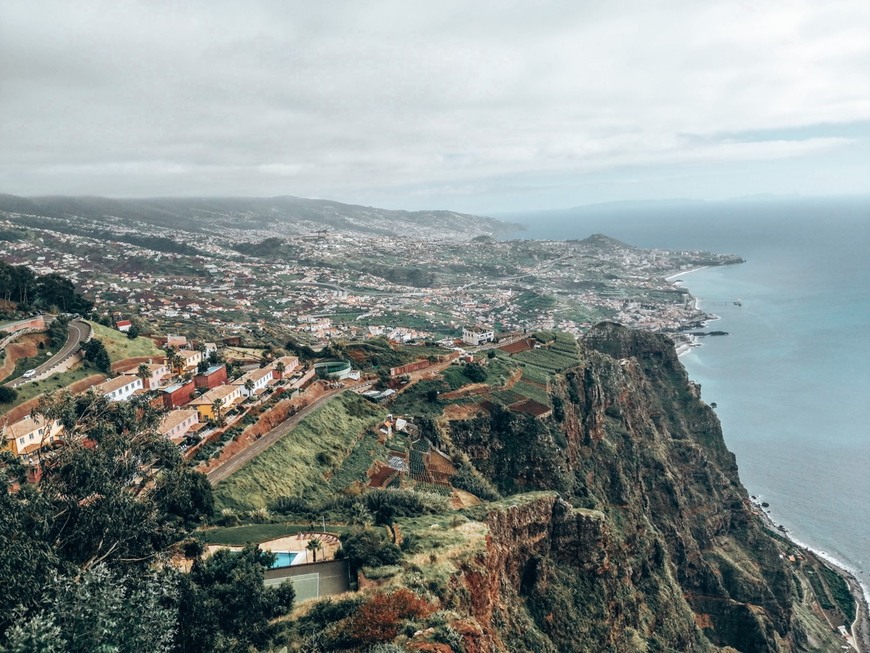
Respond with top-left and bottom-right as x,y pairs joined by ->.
270,551 -> 298,568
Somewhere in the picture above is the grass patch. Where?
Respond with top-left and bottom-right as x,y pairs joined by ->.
86,321 -> 163,363
200,522 -> 349,545
0,365 -> 105,416
213,393 -> 387,512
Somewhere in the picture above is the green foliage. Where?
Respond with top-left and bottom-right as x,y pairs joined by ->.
338,528 -> 402,569
176,545 -> 295,652
82,338 -> 111,373
46,315 -> 70,349
0,387 -> 17,404
213,393 -> 386,512
451,464 -> 501,501
153,468 -> 215,527
4,565 -> 178,653
230,236 -> 300,260
818,564 -> 856,623
0,263 -> 91,312
462,362 -> 487,383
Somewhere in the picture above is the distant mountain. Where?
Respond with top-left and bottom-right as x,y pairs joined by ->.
0,194 -> 520,240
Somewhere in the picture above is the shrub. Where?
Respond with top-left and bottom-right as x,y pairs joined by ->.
338,528 -> 402,568
349,589 -> 435,644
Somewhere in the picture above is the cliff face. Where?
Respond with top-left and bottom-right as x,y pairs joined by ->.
431,323 -> 838,652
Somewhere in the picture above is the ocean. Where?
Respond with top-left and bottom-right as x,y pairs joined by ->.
501,197 -> 870,594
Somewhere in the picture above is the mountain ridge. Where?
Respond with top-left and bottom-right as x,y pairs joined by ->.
0,193 -> 521,240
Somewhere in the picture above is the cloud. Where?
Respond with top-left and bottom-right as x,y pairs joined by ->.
1,0 -> 869,209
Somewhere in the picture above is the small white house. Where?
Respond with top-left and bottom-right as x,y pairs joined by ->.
96,375 -> 143,402
233,368 -> 274,397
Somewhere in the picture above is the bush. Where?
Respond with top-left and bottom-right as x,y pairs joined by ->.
338,528 -> 402,568
0,386 -> 18,403
348,589 -> 435,644
462,362 -> 487,383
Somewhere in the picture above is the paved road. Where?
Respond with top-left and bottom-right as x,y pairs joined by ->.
206,385 -> 346,485
6,320 -> 91,388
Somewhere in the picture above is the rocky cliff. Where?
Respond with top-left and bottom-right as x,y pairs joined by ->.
385,323 -> 853,652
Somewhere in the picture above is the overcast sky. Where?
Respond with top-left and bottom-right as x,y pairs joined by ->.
2,1 -> 870,213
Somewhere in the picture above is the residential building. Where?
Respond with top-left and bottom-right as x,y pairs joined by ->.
159,409 -> 199,443
162,380 -> 196,409
3,415 -> 63,457
95,375 -> 143,402
128,362 -> 169,390
194,364 -> 228,389
462,324 -> 495,346
233,367 -> 274,396
189,384 -> 243,421
176,349 -> 203,370
115,319 -> 132,333
270,355 -> 300,379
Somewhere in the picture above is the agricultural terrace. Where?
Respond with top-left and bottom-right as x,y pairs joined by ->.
213,392 -> 387,512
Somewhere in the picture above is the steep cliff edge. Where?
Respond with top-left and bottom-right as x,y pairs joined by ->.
386,322 -> 850,652
328,323 -> 857,652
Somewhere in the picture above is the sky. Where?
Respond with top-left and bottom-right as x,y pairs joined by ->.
2,0 -> 870,214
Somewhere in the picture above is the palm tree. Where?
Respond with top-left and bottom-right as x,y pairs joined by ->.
211,399 -> 225,426
166,348 -> 184,376
275,361 -> 286,378
349,502 -> 374,528
136,363 -> 150,389
306,538 -> 323,563
244,379 -> 255,397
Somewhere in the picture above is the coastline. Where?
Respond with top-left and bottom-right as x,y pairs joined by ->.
751,500 -> 870,652
665,265 -> 710,281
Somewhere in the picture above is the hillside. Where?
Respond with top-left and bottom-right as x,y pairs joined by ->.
260,323 -> 862,652
0,193 -> 520,240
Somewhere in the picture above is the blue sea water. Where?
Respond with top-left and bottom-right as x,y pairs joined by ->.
501,197 -> 870,589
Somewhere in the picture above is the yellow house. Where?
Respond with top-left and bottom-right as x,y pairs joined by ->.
188,384 -> 243,421
3,415 -> 64,458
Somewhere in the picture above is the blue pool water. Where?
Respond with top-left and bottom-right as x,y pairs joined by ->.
270,551 -> 297,568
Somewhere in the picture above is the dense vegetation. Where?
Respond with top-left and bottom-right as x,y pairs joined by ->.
0,392 -> 295,653
0,263 -> 92,313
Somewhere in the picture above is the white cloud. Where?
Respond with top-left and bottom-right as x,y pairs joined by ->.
1,0 -> 869,208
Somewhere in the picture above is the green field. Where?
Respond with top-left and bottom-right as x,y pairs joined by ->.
201,522 -> 350,545
87,321 -> 163,362
213,393 -> 387,512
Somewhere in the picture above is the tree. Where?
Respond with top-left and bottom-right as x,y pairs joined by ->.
166,348 -> 184,376
275,361 -> 286,377
211,399 -> 225,426
306,538 -> 323,563
176,545 -> 295,653
337,529 -> 401,569
136,363 -> 150,388
243,379 -> 255,396
153,468 -> 214,527
196,360 -> 209,375
126,324 -> 140,339
82,338 -> 111,373
462,362 -> 487,383
0,386 -> 17,403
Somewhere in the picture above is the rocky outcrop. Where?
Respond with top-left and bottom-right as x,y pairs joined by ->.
435,322 -> 842,652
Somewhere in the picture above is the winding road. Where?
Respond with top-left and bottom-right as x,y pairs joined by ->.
5,320 -> 91,388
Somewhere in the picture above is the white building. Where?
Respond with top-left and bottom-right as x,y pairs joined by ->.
462,324 -> 495,346
233,368 -> 274,397
95,375 -> 144,402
